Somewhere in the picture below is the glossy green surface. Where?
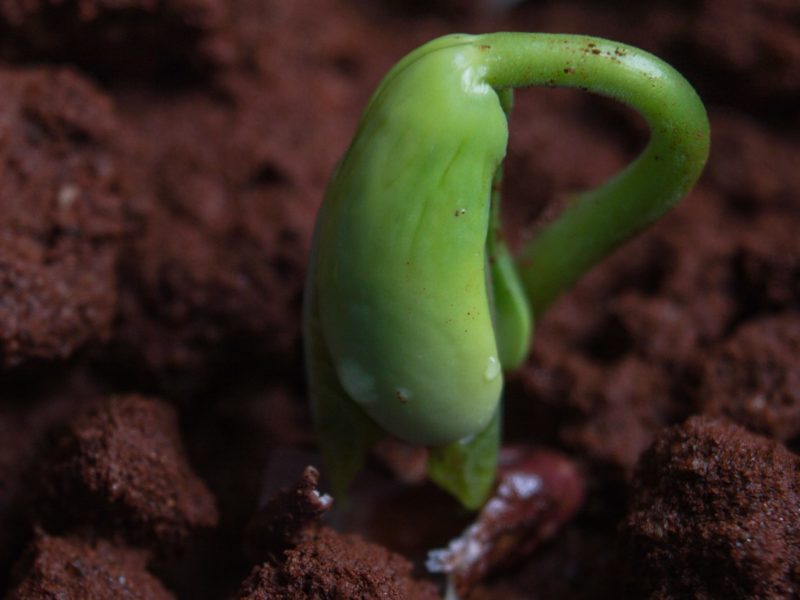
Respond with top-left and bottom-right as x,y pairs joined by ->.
311,37 -> 508,447
305,32 -> 709,506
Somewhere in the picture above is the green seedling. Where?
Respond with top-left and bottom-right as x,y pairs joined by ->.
305,32 -> 709,509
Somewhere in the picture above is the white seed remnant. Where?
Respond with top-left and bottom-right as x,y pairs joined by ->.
426,524 -> 485,574
501,472 -> 541,499
483,355 -> 500,381
312,489 -> 334,508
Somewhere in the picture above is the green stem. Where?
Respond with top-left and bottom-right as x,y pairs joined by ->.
486,88 -> 534,370
478,33 -> 710,314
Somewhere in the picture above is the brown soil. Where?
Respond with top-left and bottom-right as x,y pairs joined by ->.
622,416 -> 800,598
7,532 -> 175,599
32,394 -> 218,546
0,0 -> 798,598
0,66 -> 124,366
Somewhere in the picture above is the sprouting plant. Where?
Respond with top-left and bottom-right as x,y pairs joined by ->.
304,33 -> 709,509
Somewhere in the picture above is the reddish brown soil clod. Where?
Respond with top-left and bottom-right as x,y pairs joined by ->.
238,467 -> 440,600
33,394 -> 218,547
7,533 -> 174,600
622,416 -> 800,598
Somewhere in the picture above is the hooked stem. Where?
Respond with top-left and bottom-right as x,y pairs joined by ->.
478,33 -> 710,314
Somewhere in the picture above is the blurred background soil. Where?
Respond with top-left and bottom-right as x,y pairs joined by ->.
0,0 -> 798,598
